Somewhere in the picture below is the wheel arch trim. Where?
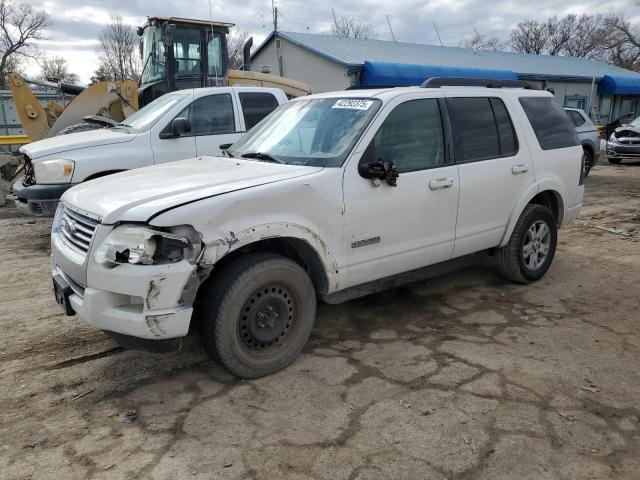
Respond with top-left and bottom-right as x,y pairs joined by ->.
499,183 -> 565,247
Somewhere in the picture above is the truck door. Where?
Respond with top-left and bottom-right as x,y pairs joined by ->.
192,93 -> 242,157
342,94 -> 460,289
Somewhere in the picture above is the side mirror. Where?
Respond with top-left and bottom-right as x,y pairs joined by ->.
160,117 -> 191,139
219,143 -> 232,150
357,143 -> 399,186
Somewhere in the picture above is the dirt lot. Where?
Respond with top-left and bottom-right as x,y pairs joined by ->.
1,162 -> 639,480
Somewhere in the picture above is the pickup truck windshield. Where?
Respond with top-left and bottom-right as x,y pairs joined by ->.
119,93 -> 190,131
228,97 -> 381,167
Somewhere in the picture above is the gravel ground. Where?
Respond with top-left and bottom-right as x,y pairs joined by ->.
1,162 -> 639,480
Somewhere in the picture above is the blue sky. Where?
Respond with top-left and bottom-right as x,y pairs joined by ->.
26,0 -> 640,83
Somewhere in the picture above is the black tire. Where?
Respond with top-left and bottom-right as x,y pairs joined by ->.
496,204 -> 557,284
607,156 -> 621,165
583,149 -> 593,176
199,253 -> 317,378
56,122 -> 102,136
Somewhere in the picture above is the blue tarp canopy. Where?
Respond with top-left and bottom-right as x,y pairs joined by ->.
598,75 -> 640,95
359,61 -> 518,87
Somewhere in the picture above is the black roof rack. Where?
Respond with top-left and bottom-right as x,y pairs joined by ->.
421,77 -> 539,90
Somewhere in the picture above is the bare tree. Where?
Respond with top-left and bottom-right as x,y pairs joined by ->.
461,29 -> 507,52
98,15 -> 140,82
228,29 -> 249,70
88,63 -> 113,85
607,15 -> 640,72
562,14 -> 616,60
0,0 -> 49,88
38,55 -> 79,83
511,20 -> 549,54
546,15 -> 578,55
331,15 -> 377,39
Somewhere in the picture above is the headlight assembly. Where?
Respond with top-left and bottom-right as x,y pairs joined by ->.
94,224 -> 201,266
609,133 -> 618,143
33,159 -> 75,184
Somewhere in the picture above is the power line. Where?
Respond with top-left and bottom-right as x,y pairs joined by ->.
433,21 -> 444,47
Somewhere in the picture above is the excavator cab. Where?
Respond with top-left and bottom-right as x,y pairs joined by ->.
137,17 -> 234,107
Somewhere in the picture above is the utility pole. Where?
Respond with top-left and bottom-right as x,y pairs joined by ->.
386,15 -> 396,42
272,0 -> 283,76
433,21 -> 444,47
331,8 -> 339,32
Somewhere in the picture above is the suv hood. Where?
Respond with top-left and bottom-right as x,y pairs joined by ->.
62,156 -> 323,224
21,128 -> 136,160
614,125 -> 640,138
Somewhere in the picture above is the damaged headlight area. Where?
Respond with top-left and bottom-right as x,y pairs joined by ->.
95,224 -> 202,266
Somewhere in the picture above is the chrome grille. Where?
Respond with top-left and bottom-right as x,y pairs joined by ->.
59,207 -> 99,255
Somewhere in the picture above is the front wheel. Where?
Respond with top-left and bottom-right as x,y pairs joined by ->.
199,253 -> 317,378
496,204 -> 558,284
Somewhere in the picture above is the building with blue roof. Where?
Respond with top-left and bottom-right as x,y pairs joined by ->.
251,31 -> 640,124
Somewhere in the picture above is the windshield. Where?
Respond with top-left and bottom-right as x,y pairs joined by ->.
119,93 -> 189,131
228,98 -> 381,167
140,26 -> 166,85
630,115 -> 640,127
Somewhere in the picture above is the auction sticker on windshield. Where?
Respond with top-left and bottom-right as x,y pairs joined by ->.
332,99 -> 374,110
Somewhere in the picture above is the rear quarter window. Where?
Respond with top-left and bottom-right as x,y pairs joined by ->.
519,97 -> 578,150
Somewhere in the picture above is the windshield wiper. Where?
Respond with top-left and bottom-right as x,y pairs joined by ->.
240,152 -> 283,164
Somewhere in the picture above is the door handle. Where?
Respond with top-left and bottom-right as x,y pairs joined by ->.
429,177 -> 454,190
512,163 -> 529,175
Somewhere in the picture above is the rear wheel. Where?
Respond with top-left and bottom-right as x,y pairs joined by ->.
496,204 -> 557,284
199,253 -> 317,378
583,149 -> 593,176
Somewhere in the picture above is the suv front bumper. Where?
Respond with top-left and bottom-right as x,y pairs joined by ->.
51,229 -> 198,343
13,178 -> 75,216
606,141 -> 640,160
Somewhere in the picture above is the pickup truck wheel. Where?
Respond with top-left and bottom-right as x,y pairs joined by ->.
200,253 -> 316,379
496,204 -> 557,284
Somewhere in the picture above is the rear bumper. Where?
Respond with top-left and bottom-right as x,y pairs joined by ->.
606,142 -> 640,159
13,178 -> 75,216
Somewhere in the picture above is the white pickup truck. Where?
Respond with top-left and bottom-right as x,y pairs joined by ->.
14,86 -> 288,216
50,80 -> 584,378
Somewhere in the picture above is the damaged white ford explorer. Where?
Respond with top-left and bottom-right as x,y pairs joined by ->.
51,79 -> 584,378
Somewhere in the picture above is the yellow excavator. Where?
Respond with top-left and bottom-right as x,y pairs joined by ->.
0,17 -> 310,201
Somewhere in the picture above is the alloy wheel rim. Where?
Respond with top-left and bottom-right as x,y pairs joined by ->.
522,220 -> 551,271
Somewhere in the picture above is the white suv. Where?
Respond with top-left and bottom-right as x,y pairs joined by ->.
50,80 -> 584,378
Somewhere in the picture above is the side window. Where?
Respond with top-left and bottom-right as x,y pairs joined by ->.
239,92 -> 280,130
371,99 -> 445,173
447,97 -> 500,162
207,33 -> 223,77
570,110 -> 586,127
490,98 -> 518,157
519,97 -> 578,150
171,94 -> 235,136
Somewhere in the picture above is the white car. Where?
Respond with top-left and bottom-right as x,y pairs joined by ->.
14,86 -> 288,216
51,80 -> 584,378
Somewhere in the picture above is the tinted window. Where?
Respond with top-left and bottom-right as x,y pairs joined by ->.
174,94 -> 235,136
372,99 -> 445,173
566,110 -> 585,127
491,98 -> 518,156
239,92 -> 280,130
519,97 -> 579,150
448,97 -> 500,162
